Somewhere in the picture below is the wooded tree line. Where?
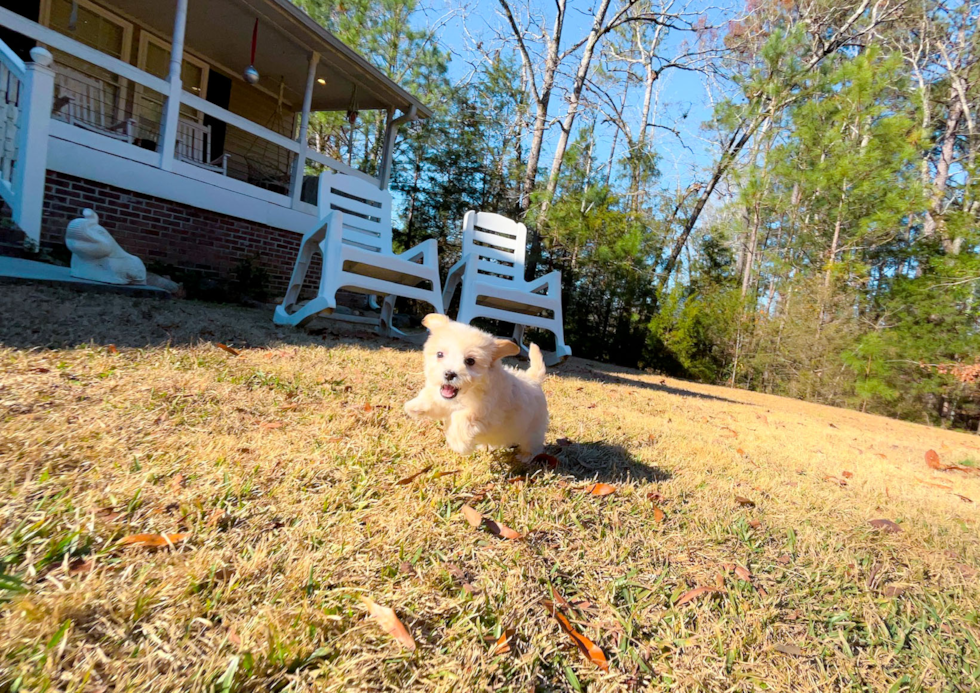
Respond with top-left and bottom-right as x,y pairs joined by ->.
293,0 -> 980,432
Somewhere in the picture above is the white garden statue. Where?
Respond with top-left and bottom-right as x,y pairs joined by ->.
66,209 -> 146,285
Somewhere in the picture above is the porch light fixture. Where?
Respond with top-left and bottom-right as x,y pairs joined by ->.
317,78 -> 326,85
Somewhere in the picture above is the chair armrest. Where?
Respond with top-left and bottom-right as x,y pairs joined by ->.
525,269 -> 561,296
444,255 -> 469,283
397,237 -> 438,263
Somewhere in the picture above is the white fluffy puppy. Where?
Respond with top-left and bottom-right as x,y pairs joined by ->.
404,314 -> 548,460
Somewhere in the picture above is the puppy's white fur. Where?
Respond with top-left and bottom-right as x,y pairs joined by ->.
404,314 -> 548,460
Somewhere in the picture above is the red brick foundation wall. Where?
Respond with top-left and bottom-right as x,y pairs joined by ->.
1,171 -> 329,300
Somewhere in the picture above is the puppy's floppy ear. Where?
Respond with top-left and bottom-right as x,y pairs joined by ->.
492,338 -> 520,362
422,313 -> 450,331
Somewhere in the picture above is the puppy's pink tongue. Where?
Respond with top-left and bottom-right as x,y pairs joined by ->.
440,385 -> 458,399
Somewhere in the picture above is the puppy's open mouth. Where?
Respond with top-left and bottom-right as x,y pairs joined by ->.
440,384 -> 459,399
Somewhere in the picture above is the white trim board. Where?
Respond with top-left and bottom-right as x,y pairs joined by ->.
47,127 -> 317,234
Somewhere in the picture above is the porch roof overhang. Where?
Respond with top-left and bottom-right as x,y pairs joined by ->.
108,0 -> 432,118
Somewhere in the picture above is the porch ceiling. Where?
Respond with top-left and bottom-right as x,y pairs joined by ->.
108,0 -> 431,117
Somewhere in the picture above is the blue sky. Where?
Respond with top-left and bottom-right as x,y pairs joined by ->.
416,0 -> 739,192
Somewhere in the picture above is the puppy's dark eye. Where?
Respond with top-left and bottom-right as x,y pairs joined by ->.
437,351 -> 444,359
464,357 -> 476,367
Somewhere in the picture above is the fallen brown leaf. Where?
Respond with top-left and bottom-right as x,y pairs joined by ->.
485,518 -> 522,540
869,519 -> 902,533
587,483 -> 616,497
720,427 -> 738,438
532,453 -> 559,470
545,604 -> 608,671
773,643 -> 804,656
260,421 -> 283,430
107,344 -> 118,354
119,533 -> 191,548
842,471 -> 854,479
227,627 -> 242,648
925,449 -> 976,473
361,597 -> 416,651
461,505 -> 483,528
748,519 -> 762,529
735,496 -> 755,507
882,585 -> 907,597
653,506 -> 666,523
952,493 -> 973,503
777,554 -> 792,565
675,586 -> 721,607
492,629 -> 516,656
217,343 -> 240,356
734,565 -> 752,581
433,469 -> 460,478
171,473 -> 185,490
362,403 -> 374,413
68,558 -> 94,576
396,465 -> 433,485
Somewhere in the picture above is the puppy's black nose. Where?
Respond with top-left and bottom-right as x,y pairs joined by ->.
444,370 -> 457,381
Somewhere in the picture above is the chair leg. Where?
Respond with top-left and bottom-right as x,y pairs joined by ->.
511,324 -> 530,359
378,295 -> 396,337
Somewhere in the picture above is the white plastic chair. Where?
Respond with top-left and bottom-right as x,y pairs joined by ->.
274,172 -> 444,333
176,118 -> 229,175
443,210 -> 572,365
53,68 -> 135,143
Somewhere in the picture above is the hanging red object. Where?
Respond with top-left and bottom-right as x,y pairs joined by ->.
243,18 -> 260,84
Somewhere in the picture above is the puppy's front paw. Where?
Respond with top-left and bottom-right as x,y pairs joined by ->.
446,435 -> 474,455
404,396 -> 427,419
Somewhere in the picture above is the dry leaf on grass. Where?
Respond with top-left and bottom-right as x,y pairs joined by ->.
735,496 -> 755,508
460,505 -> 521,539
107,344 -> 118,354
396,465 -> 433,485
882,585 -> 907,597
227,627 -> 242,648
925,449 -> 976,473
217,343 -> 240,356
869,519 -> 902,533
260,421 -> 283,430
544,603 -> 609,671
587,483 -> 616,497
532,453 -> 560,469
720,427 -> 738,438
433,469 -> 460,478
462,505 -> 483,528
773,643 -> 804,656
362,403 -> 374,413
485,519 -> 522,540
776,554 -> 792,565
119,533 -> 190,548
361,597 -> 416,651
748,519 -> 762,529
951,493 -> 973,503
68,559 -> 95,576
653,506 -> 666,523
842,471 -> 854,479
492,629 -> 516,656
675,586 -> 721,607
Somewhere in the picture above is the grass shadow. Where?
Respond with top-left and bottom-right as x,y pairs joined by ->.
555,359 -> 751,406
515,440 -> 671,485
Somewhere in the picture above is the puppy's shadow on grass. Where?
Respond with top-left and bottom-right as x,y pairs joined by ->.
512,441 -> 671,485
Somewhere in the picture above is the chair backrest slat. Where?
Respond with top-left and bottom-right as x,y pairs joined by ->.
318,172 -> 392,254
461,211 -> 526,283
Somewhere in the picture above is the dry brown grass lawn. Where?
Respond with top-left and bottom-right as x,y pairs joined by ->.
1,285 -> 979,693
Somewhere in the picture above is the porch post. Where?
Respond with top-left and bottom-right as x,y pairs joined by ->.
290,50 -> 319,208
13,48 -> 55,248
378,105 -> 416,190
158,0 -> 189,171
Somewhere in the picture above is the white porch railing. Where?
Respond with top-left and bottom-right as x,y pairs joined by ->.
0,5 -> 382,217
0,42 -> 54,247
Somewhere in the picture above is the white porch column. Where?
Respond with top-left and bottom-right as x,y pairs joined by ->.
378,105 -> 416,190
158,0 -> 189,171
13,48 -> 55,248
290,51 -> 319,208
